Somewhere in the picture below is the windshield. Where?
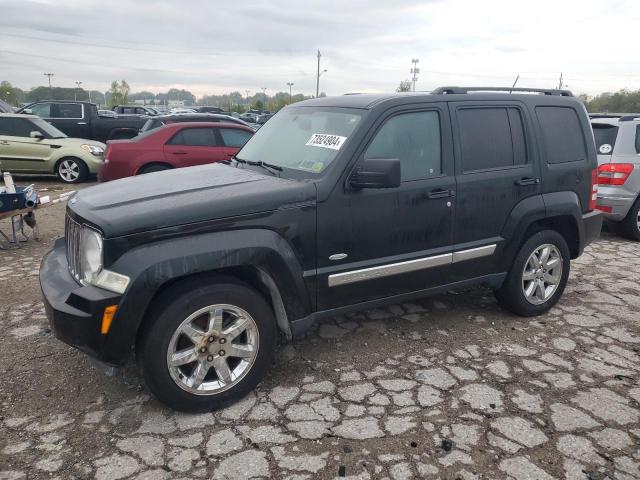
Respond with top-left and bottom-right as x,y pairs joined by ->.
592,123 -> 619,154
33,117 -> 67,138
237,107 -> 363,173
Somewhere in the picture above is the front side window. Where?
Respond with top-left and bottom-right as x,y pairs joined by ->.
536,106 -> 587,164
365,111 -> 442,181
219,128 -> 252,148
237,107 -> 363,174
29,103 -> 52,118
0,117 -> 14,135
168,127 -> 216,147
55,103 -> 82,119
457,107 -> 527,172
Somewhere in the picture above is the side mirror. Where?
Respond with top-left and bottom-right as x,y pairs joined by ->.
22,109 -> 33,114
30,131 -> 44,140
349,157 -> 401,189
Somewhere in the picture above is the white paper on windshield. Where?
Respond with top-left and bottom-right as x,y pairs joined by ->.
305,134 -> 347,150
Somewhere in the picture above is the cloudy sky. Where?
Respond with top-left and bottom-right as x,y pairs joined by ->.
1,0 -> 639,98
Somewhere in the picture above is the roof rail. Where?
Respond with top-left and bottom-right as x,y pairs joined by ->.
589,113 -> 640,121
432,86 -> 574,97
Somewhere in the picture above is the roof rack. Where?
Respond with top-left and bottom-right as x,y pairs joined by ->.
432,86 -> 574,97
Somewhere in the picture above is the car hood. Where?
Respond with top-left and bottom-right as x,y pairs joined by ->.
49,137 -> 106,149
69,163 -> 317,237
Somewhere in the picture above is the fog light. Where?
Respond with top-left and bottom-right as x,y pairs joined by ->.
101,305 -> 118,335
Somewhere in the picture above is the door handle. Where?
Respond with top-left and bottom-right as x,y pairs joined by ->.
426,189 -> 455,199
77,122 -> 87,125
515,177 -> 539,186
172,150 -> 187,155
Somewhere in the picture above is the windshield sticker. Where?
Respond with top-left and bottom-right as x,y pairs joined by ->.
306,134 -> 347,150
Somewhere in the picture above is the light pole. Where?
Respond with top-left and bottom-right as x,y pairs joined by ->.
286,82 -> 294,104
44,73 -> 54,96
410,58 -> 419,92
317,69 -> 327,97
74,81 -> 82,101
261,87 -> 267,111
245,89 -> 250,111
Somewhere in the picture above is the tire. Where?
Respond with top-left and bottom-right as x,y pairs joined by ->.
56,157 -> 88,183
138,164 -> 170,175
138,277 -> 277,412
495,230 -> 570,317
619,197 -> 640,241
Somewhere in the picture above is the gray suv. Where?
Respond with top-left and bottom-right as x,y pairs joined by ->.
591,114 -> 640,240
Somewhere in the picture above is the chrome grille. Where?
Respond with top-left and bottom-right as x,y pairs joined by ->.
65,214 -> 82,281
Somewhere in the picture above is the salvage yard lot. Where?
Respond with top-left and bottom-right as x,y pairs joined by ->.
1,179 -> 640,480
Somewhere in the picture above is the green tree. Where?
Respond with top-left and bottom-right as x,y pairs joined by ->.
396,80 -> 412,92
0,81 -> 20,106
107,80 -> 131,107
581,89 -> 640,113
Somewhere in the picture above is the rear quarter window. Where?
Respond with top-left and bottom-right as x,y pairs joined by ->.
636,125 -> 640,154
536,106 -> 587,164
591,123 -> 618,155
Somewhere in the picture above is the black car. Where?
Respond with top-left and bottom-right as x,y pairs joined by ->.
112,105 -> 159,116
18,101 -> 146,142
196,106 -> 225,114
41,86 -> 601,411
140,112 -> 253,132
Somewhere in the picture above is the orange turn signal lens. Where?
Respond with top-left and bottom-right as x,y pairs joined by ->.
101,305 -> 118,335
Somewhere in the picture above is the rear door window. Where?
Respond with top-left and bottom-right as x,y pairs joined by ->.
219,128 -> 252,148
536,107 -> 587,163
55,103 -> 83,119
591,123 -> 618,155
457,107 -> 527,172
168,127 -> 217,146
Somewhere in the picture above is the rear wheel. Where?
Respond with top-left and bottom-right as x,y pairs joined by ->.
495,230 -> 570,316
619,197 -> 640,241
56,157 -> 88,183
138,278 -> 277,412
138,164 -> 170,175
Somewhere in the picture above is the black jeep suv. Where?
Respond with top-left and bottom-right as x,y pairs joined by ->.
41,87 -> 602,411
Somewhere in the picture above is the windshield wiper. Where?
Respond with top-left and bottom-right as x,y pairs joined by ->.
233,156 -> 282,175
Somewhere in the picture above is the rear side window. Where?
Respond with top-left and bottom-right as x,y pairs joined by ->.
636,125 -> 640,154
457,107 -> 527,172
536,107 -> 587,164
55,103 -> 82,119
365,111 -> 442,181
219,128 -> 252,148
168,127 -> 217,146
591,123 -> 618,155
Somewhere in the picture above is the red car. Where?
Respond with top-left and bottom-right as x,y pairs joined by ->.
99,122 -> 254,181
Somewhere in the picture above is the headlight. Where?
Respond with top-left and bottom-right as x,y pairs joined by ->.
81,144 -> 104,156
79,226 -> 130,294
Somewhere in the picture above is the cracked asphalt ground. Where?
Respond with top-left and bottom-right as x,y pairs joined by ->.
1,179 -> 640,480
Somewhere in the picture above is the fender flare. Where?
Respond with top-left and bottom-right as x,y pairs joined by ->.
101,229 -> 311,364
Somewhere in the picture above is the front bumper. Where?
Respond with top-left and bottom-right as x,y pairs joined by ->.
40,237 -> 122,364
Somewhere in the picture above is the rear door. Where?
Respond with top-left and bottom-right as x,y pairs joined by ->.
163,127 -> 222,166
218,127 -> 253,160
50,103 -> 87,138
449,101 -> 540,279
0,117 -> 53,172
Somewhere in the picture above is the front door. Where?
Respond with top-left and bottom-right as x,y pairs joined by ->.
448,101 -> 541,281
317,104 -> 456,310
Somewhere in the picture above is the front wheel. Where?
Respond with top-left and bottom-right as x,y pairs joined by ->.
138,278 -> 277,412
56,157 -> 88,183
495,230 -> 570,316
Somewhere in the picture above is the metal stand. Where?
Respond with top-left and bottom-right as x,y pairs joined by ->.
0,208 -> 39,250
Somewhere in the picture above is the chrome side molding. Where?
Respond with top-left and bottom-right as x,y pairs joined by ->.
328,244 -> 496,287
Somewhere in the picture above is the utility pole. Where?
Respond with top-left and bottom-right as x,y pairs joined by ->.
286,82 -> 294,104
316,50 -> 321,97
410,59 -> 419,92
245,89 -> 250,110
44,73 -> 54,96
74,81 -> 82,101
558,72 -> 563,90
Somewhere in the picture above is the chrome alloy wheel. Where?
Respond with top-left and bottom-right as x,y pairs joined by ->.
166,304 -> 259,395
58,159 -> 80,182
522,244 -> 563,305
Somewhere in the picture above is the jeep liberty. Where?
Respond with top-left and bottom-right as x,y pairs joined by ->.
40,87 -> 602,411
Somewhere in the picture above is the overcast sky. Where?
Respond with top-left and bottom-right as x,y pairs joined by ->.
1,0 -> 639,98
